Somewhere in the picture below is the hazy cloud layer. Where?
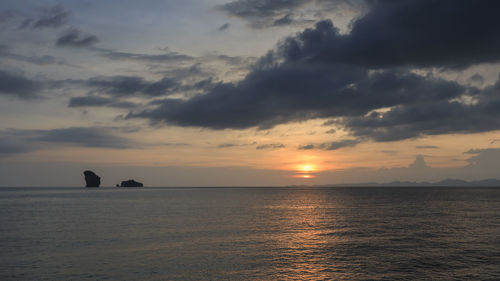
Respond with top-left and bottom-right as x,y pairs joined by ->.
35,127 -> 133,148
0,127 -> 135,157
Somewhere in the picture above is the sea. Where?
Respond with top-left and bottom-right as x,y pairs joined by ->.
1,186 -> 499,280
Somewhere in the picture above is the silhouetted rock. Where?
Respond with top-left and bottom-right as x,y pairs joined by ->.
120,179 -> 143,187
83,170 -> 101,187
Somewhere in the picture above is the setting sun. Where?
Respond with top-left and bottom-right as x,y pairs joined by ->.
298,164 -> 316,173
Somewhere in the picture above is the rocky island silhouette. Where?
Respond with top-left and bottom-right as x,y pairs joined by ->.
119,179 -> 144,188
83,170 -> 144,188
83,170 -> 101,188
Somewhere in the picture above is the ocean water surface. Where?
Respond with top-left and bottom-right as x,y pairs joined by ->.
1,186 -> 499,280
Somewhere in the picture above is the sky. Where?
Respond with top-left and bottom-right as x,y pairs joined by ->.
1,0 -> 500,186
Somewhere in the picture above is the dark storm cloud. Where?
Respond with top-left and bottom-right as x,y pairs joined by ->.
68,96 -> 138,109
129,64 -> 465,130
19,4 -> 69,29
127,0 -> 500,144
0,70 -> 42,99
298,139 -> 360,150
340,80 -> 500,142
56,29 -> 99,47
280,0 -> 500,68
218,23 -> 230,31
256,143 -> 285,150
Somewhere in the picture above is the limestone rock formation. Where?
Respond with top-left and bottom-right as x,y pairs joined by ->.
83,170 -> 101,187
120,179 -> 144,187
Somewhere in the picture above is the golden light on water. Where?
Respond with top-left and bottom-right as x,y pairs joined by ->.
293,174 -> 316,179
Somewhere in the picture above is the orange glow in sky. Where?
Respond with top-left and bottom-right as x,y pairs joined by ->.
291,163 -> 318,179
297,164 -> 316,173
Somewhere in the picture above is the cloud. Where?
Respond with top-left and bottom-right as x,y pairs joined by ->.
68,96 -> 138,108
216,141 -> 257,148
416,145 -> 439,149
56,29 -> 99,48
381,150 -> 398,156
129,64 -> 465,130
0,70 -> 42,99
219,0 -> 306,28
0,127 -> 136,156
299,139 -> 361,150
218,0 -> 358,29
464,148 -> 500,168
83,75 -> 180,97
216,143 -> 239,148
273,13 -> 293,26
20,4 -> 69,29
340,80 -> 500,142
0,10 -> 15,24
218,23 -> 230,31
35,127 -> 133,149
0,44 -> 64,66
319,151 -> 500,184
279,1 -> 500,68
0,137 -> 36,156
126,0 -> 500,146
298,144 -> 315,150
409,155 -> 429,169
256,143 -> 285,150
469,73 -> 485,86
99,49 -> 194,63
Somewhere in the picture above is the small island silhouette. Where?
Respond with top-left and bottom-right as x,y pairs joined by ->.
83,170 -> 144,188
83,170 -> 101,188
118,179 -> 144,188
